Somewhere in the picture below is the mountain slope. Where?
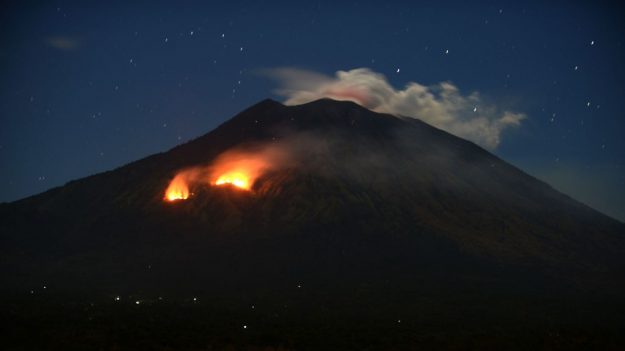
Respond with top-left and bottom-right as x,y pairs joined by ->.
1,98 -> 624,349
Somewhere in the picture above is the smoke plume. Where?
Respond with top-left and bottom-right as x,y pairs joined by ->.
264,67 -> 525,149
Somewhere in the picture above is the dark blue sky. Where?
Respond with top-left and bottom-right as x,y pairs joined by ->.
1,1 -> 624,220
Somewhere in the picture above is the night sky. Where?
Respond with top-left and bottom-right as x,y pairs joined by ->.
1,1 -> 624,221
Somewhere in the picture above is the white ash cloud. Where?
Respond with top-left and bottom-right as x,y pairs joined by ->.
264,67 -> 525,149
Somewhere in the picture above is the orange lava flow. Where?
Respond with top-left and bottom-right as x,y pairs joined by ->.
163,146 -> 286,202
164,174 -> 189,201
208,149 -> 278,191
214,171 -> 251,190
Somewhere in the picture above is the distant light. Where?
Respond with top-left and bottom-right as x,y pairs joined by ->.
243,325 -> 247,329
115,296 -> 120,301
135,300 -> 141,305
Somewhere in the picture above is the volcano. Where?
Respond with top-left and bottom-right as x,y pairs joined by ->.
1,98 -> 624,350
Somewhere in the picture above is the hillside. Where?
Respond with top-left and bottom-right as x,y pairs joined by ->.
1,98 -> 623,350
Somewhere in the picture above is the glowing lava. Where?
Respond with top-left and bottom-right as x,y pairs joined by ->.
215,171 -> 251,190
164,174 -> 189,201
163,145 -> 288,201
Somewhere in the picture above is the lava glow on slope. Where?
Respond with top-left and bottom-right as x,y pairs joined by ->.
215,172 -> 251,190
164,146 -> 287,201
210,154 -> 271,191
164,174 -> 190,201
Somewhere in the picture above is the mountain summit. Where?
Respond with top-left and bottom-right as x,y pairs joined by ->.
2,98 -> 624,349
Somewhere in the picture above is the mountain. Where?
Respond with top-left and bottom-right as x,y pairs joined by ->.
1,98 -> 624,350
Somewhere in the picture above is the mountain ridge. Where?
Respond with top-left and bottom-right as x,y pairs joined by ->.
2,98 -> 623,279
9,97 -> 620,225
2,97 -> 624,349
